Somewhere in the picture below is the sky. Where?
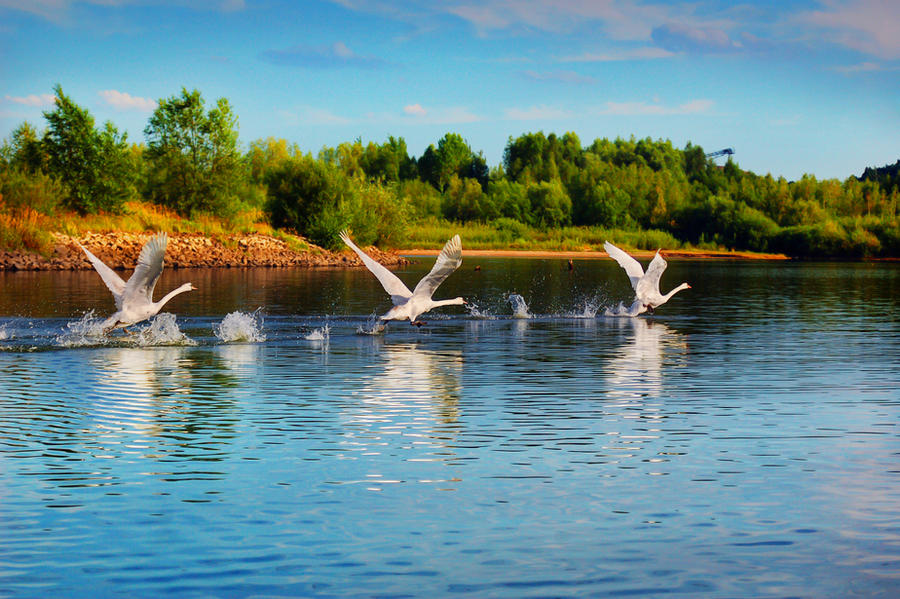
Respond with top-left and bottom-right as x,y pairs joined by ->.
1,0 -> 898,181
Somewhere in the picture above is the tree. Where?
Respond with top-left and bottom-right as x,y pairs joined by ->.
144,88 -> 242,215
41,85 -> 133,213
419,133 -> 483,191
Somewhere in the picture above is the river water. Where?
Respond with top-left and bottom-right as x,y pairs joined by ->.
1,258 -> 898,597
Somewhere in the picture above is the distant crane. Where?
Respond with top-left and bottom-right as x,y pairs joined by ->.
706,148 -> 735,160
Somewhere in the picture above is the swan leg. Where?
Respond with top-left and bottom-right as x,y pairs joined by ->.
411,320 -> 426,327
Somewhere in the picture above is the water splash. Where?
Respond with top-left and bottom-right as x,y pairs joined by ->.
357,313 -> 386,335
0,323 -> 11,340
466,301 -> 495,319
508,294 -> 532,319
604,300 -> 643,318
305,325 -> 330,341
215,310 -> 266,343
569,297 -> 602,319
134,313 -> 196,346
55,310 -> 109,347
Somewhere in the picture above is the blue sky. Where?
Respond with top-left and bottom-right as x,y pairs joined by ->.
1,0 -> 897,180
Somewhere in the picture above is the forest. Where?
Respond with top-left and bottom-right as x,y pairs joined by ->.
1,86 -> 898,259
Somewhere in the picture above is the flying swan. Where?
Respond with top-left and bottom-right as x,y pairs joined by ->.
79,232 -> 196,333
340,231 -> 466,326
604,241 -> 690,316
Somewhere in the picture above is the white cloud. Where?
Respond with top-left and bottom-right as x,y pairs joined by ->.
403,103 -> 427,116
519,70 -> 596,84
280,106 -> 352,126
597,99 -> 714,116
504,105 -> 573,120
801,0 -> 900,59
98,90 -> 157,112
832,61 -> 899,74
560,47 -> 675,62
4,93 -> 56,107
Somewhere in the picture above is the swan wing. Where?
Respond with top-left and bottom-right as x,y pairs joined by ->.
79,243 -> 127,309
604,241 -> 644,290
340,231 -> 412,302
635,250 -> 668,300
412,234 -> 462,298
123,232 -> 168,305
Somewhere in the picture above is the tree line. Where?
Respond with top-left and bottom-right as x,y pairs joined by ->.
1,86 -> 898,257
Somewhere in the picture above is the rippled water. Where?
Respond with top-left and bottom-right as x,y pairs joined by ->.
1,258 -> 898,598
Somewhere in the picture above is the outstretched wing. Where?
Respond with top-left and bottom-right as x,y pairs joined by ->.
604,241 -> 644,291
123,232 -> 168,304
635,251 -> 668,299
412,234 -> 462,298
79,243 -> 127,309
340,230 -> 412,303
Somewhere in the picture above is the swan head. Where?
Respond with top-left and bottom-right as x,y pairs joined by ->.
180,282 -> 198,292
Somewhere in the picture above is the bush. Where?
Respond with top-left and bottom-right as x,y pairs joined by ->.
491,217 -> 529,243
527,180 -> 572,229
0,167 -> 64,214
266,155 -> 408,248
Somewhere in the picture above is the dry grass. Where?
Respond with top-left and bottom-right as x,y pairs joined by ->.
47,201 -> 274,238
0,203 -> 54,255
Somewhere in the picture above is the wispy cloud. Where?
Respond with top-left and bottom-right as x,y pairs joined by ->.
519,70 -> 596,85
0,0 -> 247,24
833,61 -> 900,75
4,93 -> 57,107
403,103 -> 427,116
260,41 -> 387,69
98,90 -> 157,112
800,0 -> 900,59
651,22 -> 739,53
279,106 -> 352,126
596,99 -> 714,116
560,47 -> 675,62
401,105 -> 481,124
504,105 -> 573,121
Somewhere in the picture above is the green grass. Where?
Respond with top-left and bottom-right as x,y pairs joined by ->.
397,217 -> 691,252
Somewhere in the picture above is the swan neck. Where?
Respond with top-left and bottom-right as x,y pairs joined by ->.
664,283 -> 690,301
154,284 -> 192,310
432,297 -> 465,308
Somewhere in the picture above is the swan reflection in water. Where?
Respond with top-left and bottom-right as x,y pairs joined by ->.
599,319 -> 689,469
91,346 -> 242,444
340,342 -> 464,474
604,318 -> 688,408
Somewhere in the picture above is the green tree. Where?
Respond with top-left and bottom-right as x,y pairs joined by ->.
41,85 -> 133,213
144,87 -> 242,215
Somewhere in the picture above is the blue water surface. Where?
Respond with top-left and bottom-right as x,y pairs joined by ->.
0,258 -> 898,598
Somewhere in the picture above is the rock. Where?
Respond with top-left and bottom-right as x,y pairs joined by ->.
0,231 -> 410,271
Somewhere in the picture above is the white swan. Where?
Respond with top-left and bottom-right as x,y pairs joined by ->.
340,231 -> 466,326
79,232 -> 196,333
604,241 -> 690,316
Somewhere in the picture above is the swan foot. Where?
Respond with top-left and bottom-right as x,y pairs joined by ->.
411,320 -> 426,327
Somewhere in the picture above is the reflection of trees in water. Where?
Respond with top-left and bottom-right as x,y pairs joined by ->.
343,341 -> 464,458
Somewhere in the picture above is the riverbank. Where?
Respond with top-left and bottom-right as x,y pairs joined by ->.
403,248 -> 790,260
0,231 -> 409,271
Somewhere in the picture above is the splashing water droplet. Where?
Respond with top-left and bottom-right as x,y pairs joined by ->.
466,302 -> 495,319
508,294 -> 532,319
0,323 -> 11,340
305,324 -> 330,341
135,313 -> 196,346
215,310 -> 266,343
357,313 -> 386,335
55,310 -> 109,347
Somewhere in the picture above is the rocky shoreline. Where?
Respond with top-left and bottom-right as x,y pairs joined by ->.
0,232 -> 409,271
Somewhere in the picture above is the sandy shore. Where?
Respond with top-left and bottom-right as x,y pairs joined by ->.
402,248 -> 790,260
